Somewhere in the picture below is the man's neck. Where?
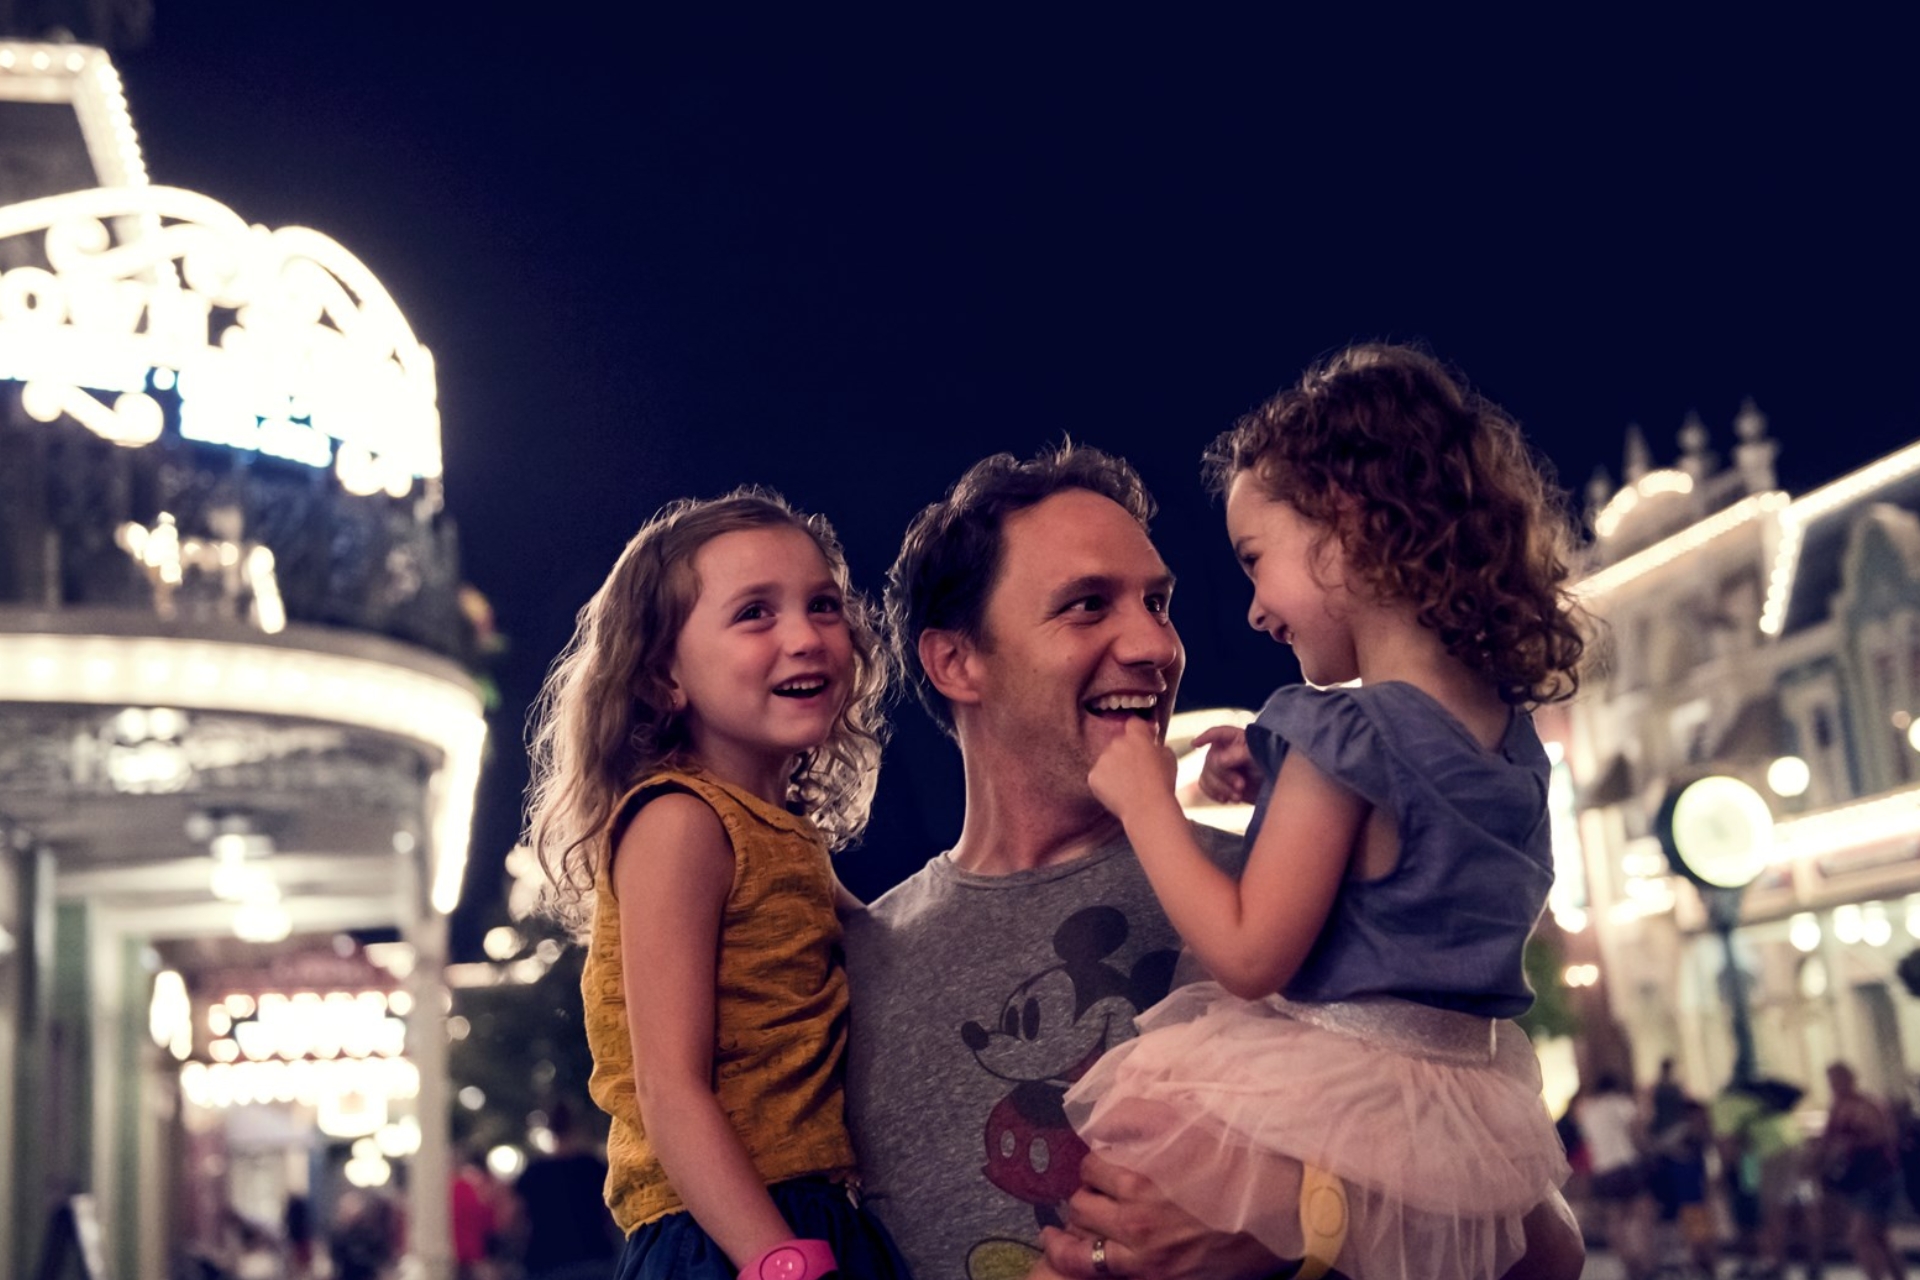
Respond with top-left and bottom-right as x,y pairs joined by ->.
946,753 -> 1121,876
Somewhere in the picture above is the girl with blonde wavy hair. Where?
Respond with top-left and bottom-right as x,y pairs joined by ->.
1053,344 -> 1586,1280
526,488 -> 907,1280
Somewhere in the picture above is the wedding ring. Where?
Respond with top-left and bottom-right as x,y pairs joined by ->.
1090,1236 -> 1111,1276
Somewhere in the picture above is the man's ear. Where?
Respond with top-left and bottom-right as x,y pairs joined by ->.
918,628 -> 984,709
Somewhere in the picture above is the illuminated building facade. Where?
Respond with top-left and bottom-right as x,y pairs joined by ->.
1568,405 -> 1920,1107
0,42 -> 484,1280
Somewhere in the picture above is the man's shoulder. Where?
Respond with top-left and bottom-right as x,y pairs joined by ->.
858,852 -> 951,923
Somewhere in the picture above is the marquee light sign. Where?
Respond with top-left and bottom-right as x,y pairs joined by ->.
0,185 -> 441,498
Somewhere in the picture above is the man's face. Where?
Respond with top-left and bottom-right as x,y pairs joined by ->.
964,488 -> 1184,806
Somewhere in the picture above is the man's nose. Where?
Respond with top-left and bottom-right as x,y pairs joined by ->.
1116,602 -> 1179,668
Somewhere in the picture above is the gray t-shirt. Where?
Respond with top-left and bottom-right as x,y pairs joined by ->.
844,824 -> 1242,1280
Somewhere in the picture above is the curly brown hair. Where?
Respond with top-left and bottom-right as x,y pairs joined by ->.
525,488 -> 890,932
1203,343 -> 1585,706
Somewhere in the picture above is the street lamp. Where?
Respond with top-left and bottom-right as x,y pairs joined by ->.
1656,775 -> 1775,1084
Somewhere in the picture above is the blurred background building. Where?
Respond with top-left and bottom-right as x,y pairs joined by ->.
1564,400 -> 1920,1110
0,38 -> 486,1280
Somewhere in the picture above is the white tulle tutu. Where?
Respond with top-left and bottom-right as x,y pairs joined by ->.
1063,983 -> 1568,1280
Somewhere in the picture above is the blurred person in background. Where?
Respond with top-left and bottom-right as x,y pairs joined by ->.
328,1189 -> 401,1280
1644,1062 -> 1717,1277
1578,1072 -> 1655,1280
1646,1058 -> 1691,1219
1819,1062 -> 1906,1280
1712,1077 -> 1816,1280
1657,1099 -> 1720,1280
284,1196 -> 314,1278
516,1100 -> 620,1280
230,1214 -> 285,1280
1553,1089 -> 1592,1233
1649,1059 -> 1689,1138
452,1147 -> 513,1280
1892,1091 -> 1920,1229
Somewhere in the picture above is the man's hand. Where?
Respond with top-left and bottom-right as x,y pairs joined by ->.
1088,717 -> 1179,822
1037,1153 -> 1284,1280
1193,725 -> 1262,805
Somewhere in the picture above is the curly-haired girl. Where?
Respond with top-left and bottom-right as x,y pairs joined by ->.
1052,345 -> 1584,1280
526,489 -> 907,1280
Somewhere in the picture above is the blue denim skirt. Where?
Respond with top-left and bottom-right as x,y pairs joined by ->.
614,1177 -> 912,1280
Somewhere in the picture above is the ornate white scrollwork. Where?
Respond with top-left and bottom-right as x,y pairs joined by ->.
0,185 -> 441,498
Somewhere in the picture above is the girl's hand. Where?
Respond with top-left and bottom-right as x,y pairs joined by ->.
1193,725 -> 1262,805
1088,716 -> 1178,821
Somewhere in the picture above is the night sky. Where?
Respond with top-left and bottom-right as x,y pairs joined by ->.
104,8 -> 1920,957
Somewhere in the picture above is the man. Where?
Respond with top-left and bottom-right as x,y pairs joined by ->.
845,444 -> 1581,1280
845,444 -> 1273,1280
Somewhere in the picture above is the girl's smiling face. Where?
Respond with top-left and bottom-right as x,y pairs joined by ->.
667,525 -> 854,799
1224,471 -> 1358,687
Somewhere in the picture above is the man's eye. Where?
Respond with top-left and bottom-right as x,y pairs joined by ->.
1145,595 -> 1170,616
1067,596 -> 1108,614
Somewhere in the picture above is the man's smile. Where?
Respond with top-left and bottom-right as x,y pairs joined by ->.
1084,692 -> 1160,720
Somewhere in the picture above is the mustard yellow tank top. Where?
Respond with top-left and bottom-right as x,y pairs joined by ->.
582,768 -> 856,1232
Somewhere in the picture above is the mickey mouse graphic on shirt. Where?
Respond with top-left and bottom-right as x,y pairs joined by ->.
959,905 -> 1179,1232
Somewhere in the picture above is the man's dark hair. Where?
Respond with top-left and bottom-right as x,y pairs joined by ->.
885,442 -> 1155,737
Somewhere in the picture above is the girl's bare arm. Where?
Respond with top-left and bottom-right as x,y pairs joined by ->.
616,793 -> 794,1266
1090,716 -> 1364,999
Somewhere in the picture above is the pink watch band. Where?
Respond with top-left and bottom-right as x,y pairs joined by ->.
744,1237 -> 837,1280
